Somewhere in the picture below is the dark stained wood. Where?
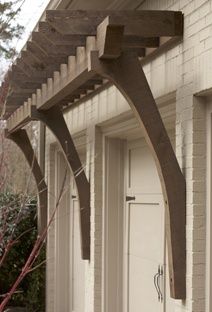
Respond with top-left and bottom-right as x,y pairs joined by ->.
8,85 -> 35,95
88,51 -> 186,299
16,57 -> 47,80
123,35 -> 160,48
36,65 -> 97,110
97,17 -> 147,59
141,36 -> 182,66
32,32 -> 76,57
9,65 -> 44,83
97,17 -> 125,59
5,129 -> 47,234
1,9 -> 183,118
21,51 -> 48,73
6,95 -> 28,107
27,41 -> 68,68
46,10 -> 183,37
39,21 -> 87,46
31,106 -> 90,260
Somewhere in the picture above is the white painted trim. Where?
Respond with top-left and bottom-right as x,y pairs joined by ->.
206,99 -> 212,312
102,136 -> 125,312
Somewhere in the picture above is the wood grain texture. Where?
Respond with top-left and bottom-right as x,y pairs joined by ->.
46,10 -> 183,37
32,106 -> 90,260
89,51 -> 186,299
2,10 -> 183,118
5,129 -> 47,234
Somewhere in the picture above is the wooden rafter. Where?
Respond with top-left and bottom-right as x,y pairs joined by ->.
5,129 -> 47,234
1,10 -> 183,118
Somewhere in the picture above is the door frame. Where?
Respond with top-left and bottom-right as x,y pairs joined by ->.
101,99 -> 176,311
54,147 -> 72,312
48,130 -> 87,312
102,135 -> 125,312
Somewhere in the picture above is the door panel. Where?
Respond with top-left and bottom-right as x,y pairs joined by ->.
128,198 -> 164,312
128,142 -> 161,194
126,140 -> 165,312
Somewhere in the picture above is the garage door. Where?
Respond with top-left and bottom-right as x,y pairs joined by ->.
125,139 -> 165,312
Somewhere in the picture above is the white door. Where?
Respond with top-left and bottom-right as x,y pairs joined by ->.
125,139 -> 165,312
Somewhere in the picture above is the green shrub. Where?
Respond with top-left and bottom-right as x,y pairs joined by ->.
0,191 -> 45,312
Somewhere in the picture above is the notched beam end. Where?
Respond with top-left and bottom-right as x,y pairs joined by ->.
97,16 -> 125,59
87,50 -> 104,77
174,11 -> 184,36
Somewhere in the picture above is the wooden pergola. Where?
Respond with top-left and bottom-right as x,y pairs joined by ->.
0,10 -> 186,299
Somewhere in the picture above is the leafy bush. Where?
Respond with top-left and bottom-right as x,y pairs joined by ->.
0,191 -> 45,312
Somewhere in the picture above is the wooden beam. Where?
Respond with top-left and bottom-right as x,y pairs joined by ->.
16,57 -> 47,80
7,101 -> 35,133
31,106 -> 90,260
27,41 -> 68,68
31,32 -> 76,57
88,51 -> 186,299
5,129 -> 47,234
36,37 -> 98,110
96,17 -> 148,59
46,10 -> 183,37
97,17 -> 125,59
8,66 -> 45,90
123,35 -> 160,48
38,21 -> 87,46
141,36 -> 182,66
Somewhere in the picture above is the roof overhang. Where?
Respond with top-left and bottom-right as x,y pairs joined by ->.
0,10 -> 183,121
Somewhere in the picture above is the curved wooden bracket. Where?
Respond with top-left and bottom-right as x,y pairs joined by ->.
32,106 -> 90,260
5,129 -> 47,235
89,51 -> 186,299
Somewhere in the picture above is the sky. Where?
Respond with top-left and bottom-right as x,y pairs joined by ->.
14,0 -> 51,51
1,0 -> 51,75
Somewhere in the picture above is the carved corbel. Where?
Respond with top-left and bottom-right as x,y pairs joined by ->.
31,106 -> 90,260
5,129 -> 47,234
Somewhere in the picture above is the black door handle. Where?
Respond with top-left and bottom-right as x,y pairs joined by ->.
126,195 -> 136,202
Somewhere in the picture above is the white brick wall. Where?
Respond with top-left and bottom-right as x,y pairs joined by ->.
43,1 -> 212,312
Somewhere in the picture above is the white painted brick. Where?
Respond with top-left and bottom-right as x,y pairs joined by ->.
199,26 -> 211,41
183,1 -> 195,15
194,0 -> 208,9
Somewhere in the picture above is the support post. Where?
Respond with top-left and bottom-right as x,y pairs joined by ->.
32,106 -> 90,260
89,51 -> 186,299
5,129 -> 47,234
